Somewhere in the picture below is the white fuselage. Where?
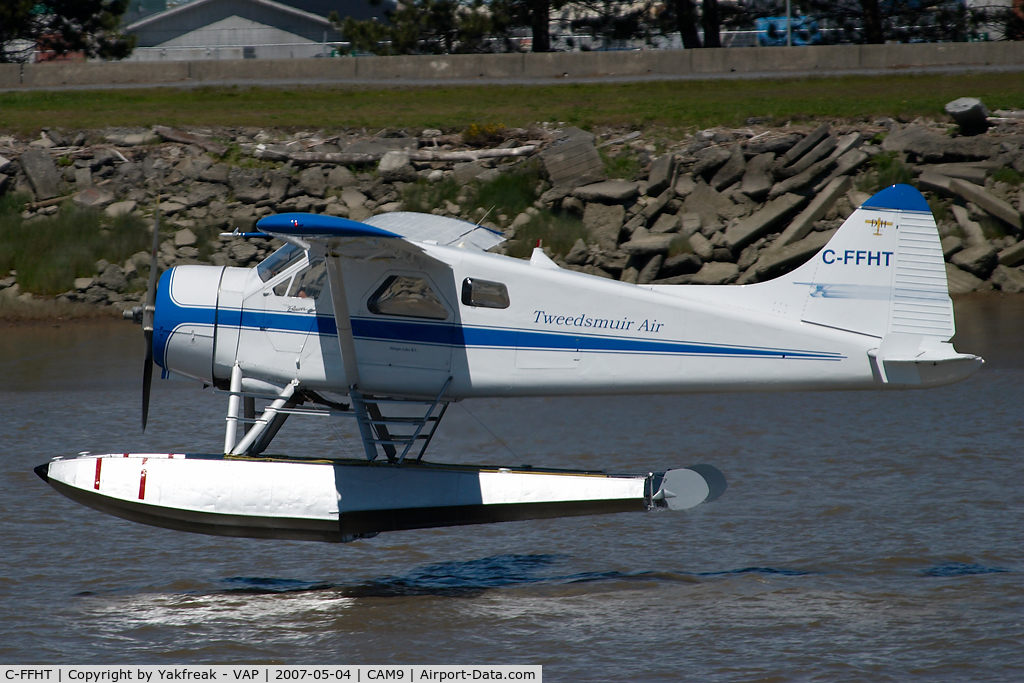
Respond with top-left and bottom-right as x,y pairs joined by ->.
155,243 -> 932,400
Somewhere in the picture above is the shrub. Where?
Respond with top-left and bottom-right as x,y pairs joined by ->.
0,195 -> 150,295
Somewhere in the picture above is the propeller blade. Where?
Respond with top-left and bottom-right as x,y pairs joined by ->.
142,330 -> 153,431
142,194 -> 161,430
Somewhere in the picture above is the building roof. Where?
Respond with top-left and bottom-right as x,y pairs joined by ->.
127,0 -> 393,47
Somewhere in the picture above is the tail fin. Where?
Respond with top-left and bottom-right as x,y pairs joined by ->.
749,183 -> 982,385
760,184 -> 952,342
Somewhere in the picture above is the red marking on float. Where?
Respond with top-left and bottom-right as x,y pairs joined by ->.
94,458 -> 102,490
138,469 -> 148,500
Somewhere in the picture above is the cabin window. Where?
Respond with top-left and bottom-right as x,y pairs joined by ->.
368,276 -> 449,320
272,278 -> 292,296
287,263 -> 327,299
257,244 -> 305,283
461,278 -> 510,309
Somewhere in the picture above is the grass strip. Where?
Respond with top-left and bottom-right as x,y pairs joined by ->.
1,72 -> 1023,134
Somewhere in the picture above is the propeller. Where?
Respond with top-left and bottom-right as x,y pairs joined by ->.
141,196 -> 161,430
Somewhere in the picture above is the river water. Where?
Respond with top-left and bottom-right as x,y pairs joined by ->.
1,295 -> 1022,681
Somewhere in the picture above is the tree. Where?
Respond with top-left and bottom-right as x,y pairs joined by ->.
568,0 -> 653,49
332,0 -> 495,55
0,0 -> 134,63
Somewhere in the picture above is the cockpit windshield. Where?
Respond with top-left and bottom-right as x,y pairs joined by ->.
256,243 -> 305,282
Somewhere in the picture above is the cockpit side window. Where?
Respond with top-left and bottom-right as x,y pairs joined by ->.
287,263 -> 328,299
257,244 -> 305,283
461,278 -> 510,309
367,275 -> 449,320
272,277 -> 292,296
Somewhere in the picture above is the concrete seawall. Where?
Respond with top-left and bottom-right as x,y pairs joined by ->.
7,41 -> 1024,89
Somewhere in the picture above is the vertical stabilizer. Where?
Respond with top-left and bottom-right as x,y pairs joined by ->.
771,184 -> 953,342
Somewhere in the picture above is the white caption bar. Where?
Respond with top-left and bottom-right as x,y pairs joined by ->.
1,667 -> 541,683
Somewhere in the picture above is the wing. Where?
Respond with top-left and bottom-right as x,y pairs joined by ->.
256,211 -> 504,257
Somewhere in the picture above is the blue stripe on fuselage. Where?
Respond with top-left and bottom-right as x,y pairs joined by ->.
154,281 -> 844,365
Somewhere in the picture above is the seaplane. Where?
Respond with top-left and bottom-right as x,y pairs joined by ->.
35,183 -> 982,543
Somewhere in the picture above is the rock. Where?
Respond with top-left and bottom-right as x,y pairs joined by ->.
948,178 -> 1022,231
724,193 -> 807,251
991,264 -> 1024,293
573,180 -> 640,202
771,176 -> 852,251
950,205 -> 987,247
690,261 -> 739,285
74,167 -> 94,191
235,186 -> 269,204
540,127 -> 605,188
950,243 -> 998,279
592,250 -> 628,275
637,254 -> 664,284
661,252 -> 702,277
945,262 -> 986,293
73,188 -> 115,208
349,205 -> 373,222
740,152 -> 774,201
341,187 -> 368,210
229,241 -> 258,265
812,149 -> 869,194
650,213 -> 680,233
679,212 -> 702,236
674,174 -> 696,197
779,134 -> 836,178
754,229 -> 835,281
945,97 -> 990,136
452,161 -> 488,184
327,165 -> 356,189
620,234 -> 676,257
647,154 -> 676,196
997,239 -> 1024,267
620,266 -> 639,283
941,235 -> 964,259
781,123 -> 830,166
918,170 -> 954,195
882,123 -> 999,163
564,238 -> 589,265
691,146 -> 731,178
829,131 -> 863,160
683,182 -> 734,227
199,163 -> 230,183
185,182 -> 226,209
769,156 -> 836,198
584,203 -> 626,249
105,200 -> 137,218
174,228 -> 197,247
711,147 -> 746,192
97,264 -> 128,293
298,167 -> 327,198
19,148 -> 62,200
0,155 -> 10,174
378,151 -> 417,183
746,133 -> 802,156
561,196 -> 584,214
687,232 -> 714,261
74,277 -> 94,291
919,163 -> 988,185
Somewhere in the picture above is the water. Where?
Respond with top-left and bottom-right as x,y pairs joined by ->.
1,296 -> 1022,680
